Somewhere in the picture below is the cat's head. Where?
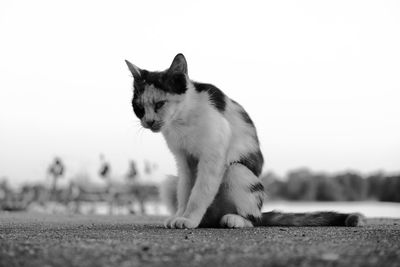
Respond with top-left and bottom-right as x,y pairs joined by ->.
125,54 -> 188,132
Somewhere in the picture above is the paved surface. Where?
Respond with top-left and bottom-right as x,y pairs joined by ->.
0,212 -> 399,267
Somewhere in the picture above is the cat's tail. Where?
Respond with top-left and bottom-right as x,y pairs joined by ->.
160,175 -> 178,215
257,211 -> 365,227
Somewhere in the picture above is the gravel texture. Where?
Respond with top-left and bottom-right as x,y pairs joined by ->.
0,212 -> 399,267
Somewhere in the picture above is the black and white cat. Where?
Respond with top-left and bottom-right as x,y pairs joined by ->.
125,54 -> 363,229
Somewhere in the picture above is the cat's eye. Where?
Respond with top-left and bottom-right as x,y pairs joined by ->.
154,101 -> 166,112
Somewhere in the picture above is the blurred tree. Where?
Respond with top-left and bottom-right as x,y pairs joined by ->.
380,175 -> 400,202
314,175 -> 343,201
0,178 -> 12,209
260,172 -> 285,199
333,172 -> 368,201
0,178 -> 10,198
260,168 -> 400,202
366,172 -> 385,200
286,168 -> 317,200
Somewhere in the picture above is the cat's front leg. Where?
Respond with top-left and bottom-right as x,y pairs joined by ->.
170,129 -> 230,229
164,152 -> 194,228
170,155 -> 226,229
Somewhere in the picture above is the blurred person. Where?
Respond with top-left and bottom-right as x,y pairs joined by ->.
99,154 -> 111,183
48,157 -> 65,200
126,160 -> 138,183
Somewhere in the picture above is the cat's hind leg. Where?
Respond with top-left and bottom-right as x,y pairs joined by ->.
219,163 -> 265,228
220,214 -> 253,228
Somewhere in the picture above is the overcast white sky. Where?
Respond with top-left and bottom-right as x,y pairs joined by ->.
0,0 -> 399,186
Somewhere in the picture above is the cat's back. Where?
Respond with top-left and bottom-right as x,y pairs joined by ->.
190,81 -> 261,160
223,98 -> 261,164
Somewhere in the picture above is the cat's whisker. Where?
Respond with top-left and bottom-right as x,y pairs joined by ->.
134,125 -> 145,136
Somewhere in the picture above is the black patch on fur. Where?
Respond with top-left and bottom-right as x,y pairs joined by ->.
164,72 -> 187,94
193,82 -> 226,112
133,70 -> 187,96
249,182 -> 264,193
132,97 -> 145,119
322,212 -> 348,226
260,211 -> 357,226
257,196 -> 264,210
345,213 -> 364,227
240,110 -> 254,126
140,70 -> 164,90
231,150 -> 264,177
133,81 -> 144,96
232,99 -> 255,126
246,214 -> 262,224
249,183 -> 265,211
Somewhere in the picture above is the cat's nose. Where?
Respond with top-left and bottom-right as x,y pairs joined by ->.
146,120 -> 155,127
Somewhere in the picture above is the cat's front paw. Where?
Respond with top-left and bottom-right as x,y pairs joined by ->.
164,210 -> 185,228
164,216 -> 178,228
169,217 -> 199,229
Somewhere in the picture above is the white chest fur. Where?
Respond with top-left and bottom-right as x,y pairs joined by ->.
162,103 -> 231,159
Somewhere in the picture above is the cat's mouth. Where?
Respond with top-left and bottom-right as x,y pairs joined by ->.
141,120 -> 163,132
149,122 -> 163,133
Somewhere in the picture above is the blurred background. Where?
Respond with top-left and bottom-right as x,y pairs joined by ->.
0,0 -> 399,217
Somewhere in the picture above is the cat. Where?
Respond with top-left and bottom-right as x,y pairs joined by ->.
125,54 -> 364,229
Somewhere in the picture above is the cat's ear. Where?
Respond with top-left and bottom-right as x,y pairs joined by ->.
169,53 -> 188,75
125,60 -> 142,80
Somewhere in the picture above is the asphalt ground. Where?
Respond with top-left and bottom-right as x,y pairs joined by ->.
0,212 -> 399,267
